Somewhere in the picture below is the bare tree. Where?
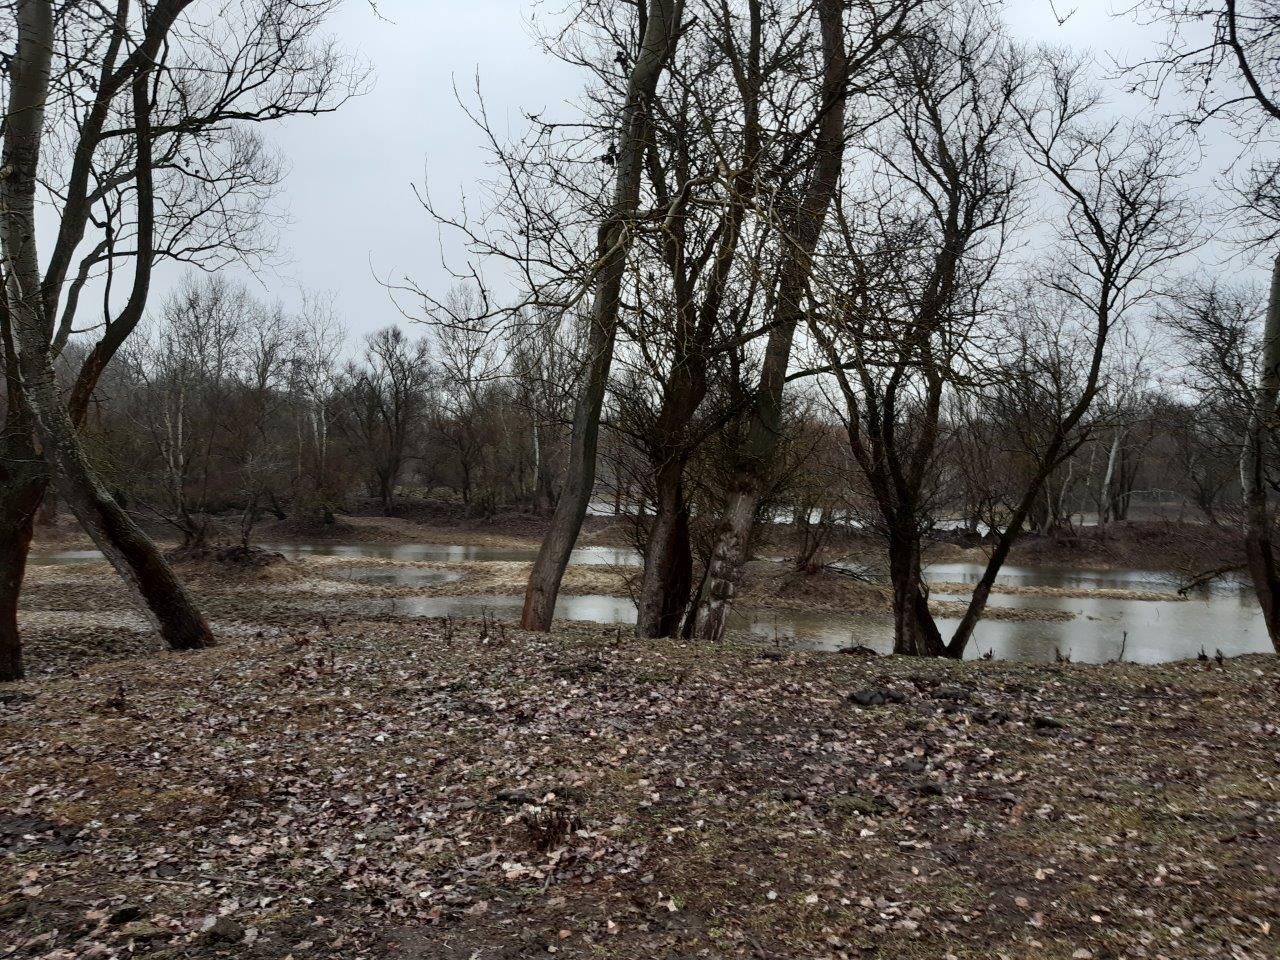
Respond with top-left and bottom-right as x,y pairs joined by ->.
508,309 -> 583,515
130,277 -> 249,547
0,0 -> 362,679
612,0 -> 780,638
1130,0 -> 1280,650
1165,280 -> 1258,524
943,53 -> 1197,658
428,285 -> 506,514
124,276 -> 299,552
290,294 -> 346,524
518,0 -> 686,630
695,0 -> 868,642
3,0 -> 225,669
339,327 -> 434,516
808,5 -> 1025,656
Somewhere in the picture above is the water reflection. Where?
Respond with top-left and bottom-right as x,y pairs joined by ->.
28,549 -> 103,566
327,566 -> 464,587
31,542 -> 641,567
926,595 -> 1264,664
30,543 -> 1273,663
382,593 -> 884,652
377,588 -> 1269,664
922,561 -> 1248,595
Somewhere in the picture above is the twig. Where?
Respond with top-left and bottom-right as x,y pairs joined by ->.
1177,563 -> 1245,596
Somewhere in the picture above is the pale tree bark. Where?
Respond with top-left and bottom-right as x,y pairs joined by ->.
1,0 -> 213,654
1098,428 -> 1124,529
695,0 -> 849,643
520,0 -> 684,631
1241,253 -> 1280,652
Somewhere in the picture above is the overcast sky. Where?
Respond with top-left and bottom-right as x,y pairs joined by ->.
176,1 -> 1200,343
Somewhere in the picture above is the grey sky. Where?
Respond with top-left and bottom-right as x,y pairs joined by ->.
179,1 -> 1202,344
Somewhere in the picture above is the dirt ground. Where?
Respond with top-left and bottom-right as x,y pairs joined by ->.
6,510 -> 1272,958
3,590 -> 1278,960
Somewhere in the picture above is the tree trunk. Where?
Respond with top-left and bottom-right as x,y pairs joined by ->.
0,431 -> 44,682
379,471 -> 395,515
1242,253 -> 1280,652
695,0 -> 848,643
1,0 -> 213,654
35,485 -> 56,526
888,530 -> 945,657
1098,429 -> 1122,529
21,360 -> 215,651
696,488 -> 758,642
945,502 -> 1029,659
520,0 -> 683,631
533,421 -> 557,515
636,465 -> 692,638
267,490 -> 287,521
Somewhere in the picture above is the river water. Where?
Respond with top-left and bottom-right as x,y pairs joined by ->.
32,543 -> 1271,664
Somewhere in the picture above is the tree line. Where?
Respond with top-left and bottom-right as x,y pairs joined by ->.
80,276 -> 579,536
57,271 -> 1260,562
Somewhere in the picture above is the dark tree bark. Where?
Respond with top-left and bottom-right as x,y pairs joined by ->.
695,0 -> 849,643
379,472 -> 396,516
0,263 -> 45,682
521,0 -> 684,631
35,486 -> 56,526
888,528 -> 945,658
1,0 -> 213,655
0,428 -> 44,682
628,0 -> 765,638
636,463 -> 693,637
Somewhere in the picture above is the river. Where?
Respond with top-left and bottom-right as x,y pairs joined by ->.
31,543 -> 1271,664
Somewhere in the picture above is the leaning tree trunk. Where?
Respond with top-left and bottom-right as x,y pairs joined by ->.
520,0 -> 683,631
695,0 -> 848,643
947,344 -> 1115,659
1242,253 -> 1280,652
1,0 -> 213,654
15,359 -> 215,651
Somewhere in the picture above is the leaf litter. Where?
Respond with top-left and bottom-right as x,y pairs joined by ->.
1,575 -> 1279,959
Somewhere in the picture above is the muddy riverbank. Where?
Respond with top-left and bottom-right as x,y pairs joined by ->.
18,510 -> 1268,673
